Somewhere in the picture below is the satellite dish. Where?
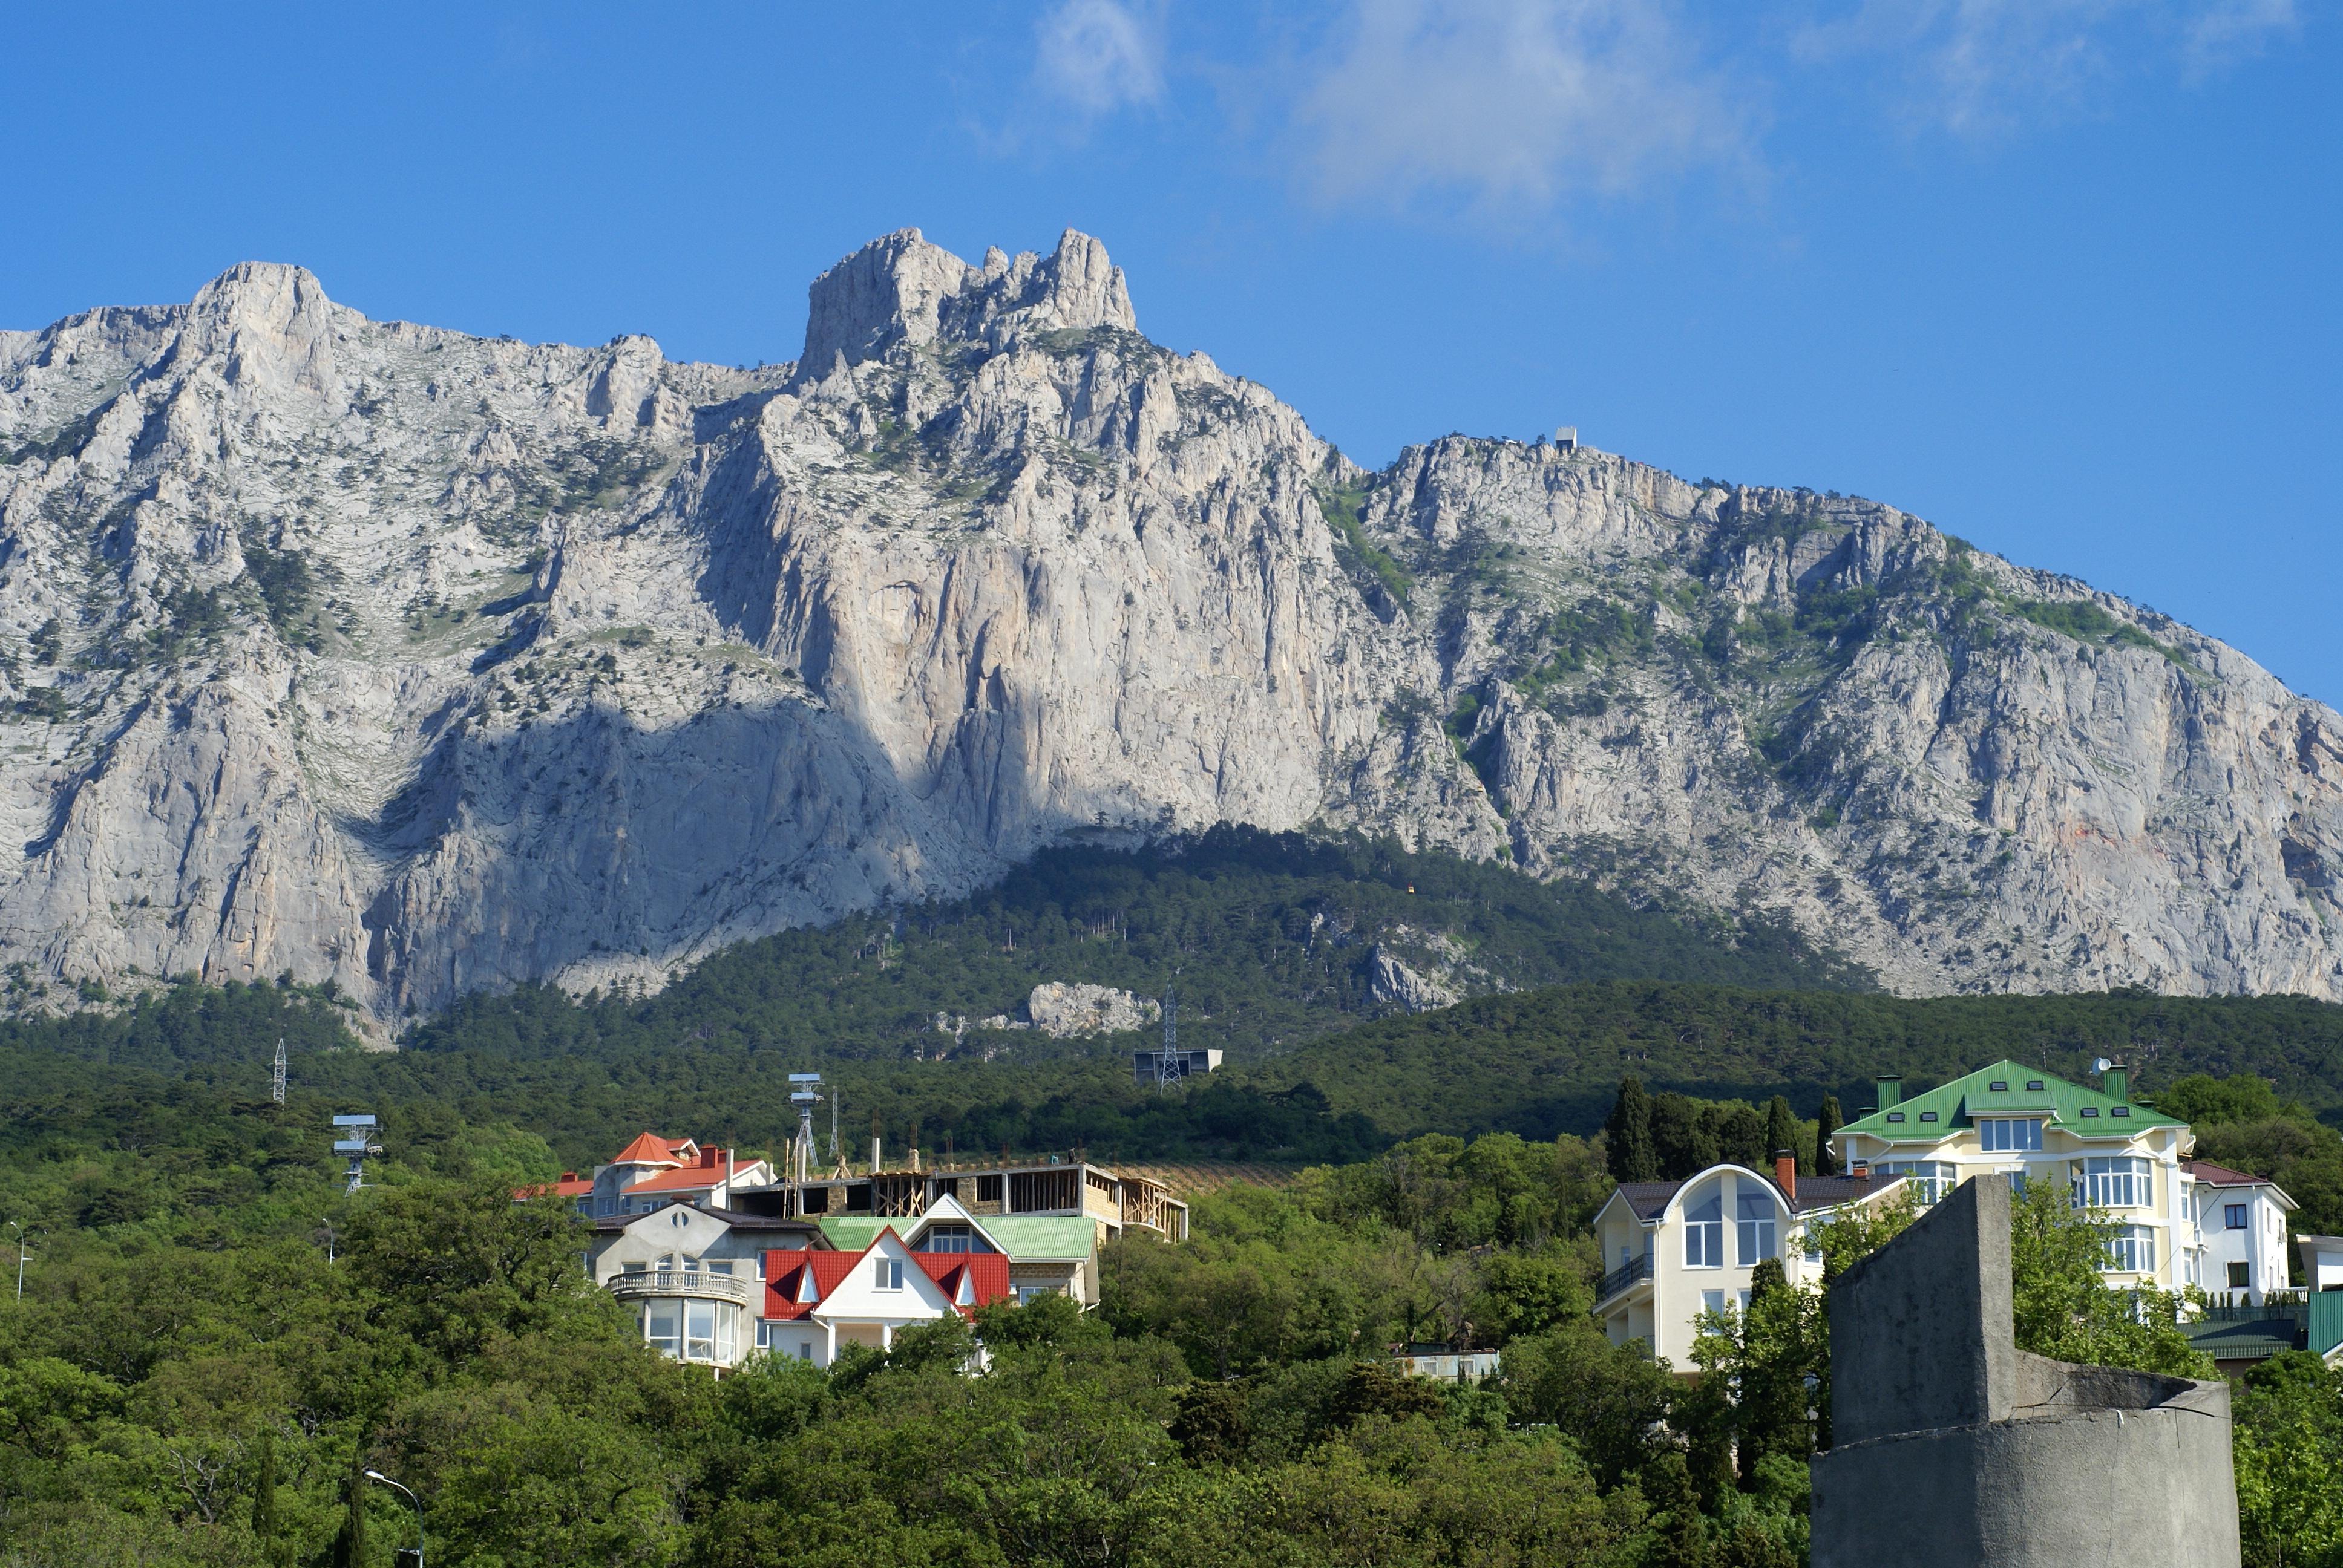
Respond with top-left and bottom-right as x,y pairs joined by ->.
2092,1057 -> 2111,1075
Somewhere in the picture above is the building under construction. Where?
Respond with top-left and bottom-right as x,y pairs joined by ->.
732,1155 -> 1188,1242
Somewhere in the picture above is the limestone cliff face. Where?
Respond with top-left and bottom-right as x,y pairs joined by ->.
1,228 -> 2336,1024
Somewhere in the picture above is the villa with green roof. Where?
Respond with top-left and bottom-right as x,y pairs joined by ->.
1831,1060 -> 2205,1292
1594,1059 -> 2214,1369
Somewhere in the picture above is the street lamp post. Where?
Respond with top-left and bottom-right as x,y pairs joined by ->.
8,1221 -> 30,1302
363,1469 -> 424,1567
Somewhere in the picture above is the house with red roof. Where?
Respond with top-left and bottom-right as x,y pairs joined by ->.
571,1131 -> 774,1217
761,1223 -> 1013,1366
2186,1158 -> 2299,1304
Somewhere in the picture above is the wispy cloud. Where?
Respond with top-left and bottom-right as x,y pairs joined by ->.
1289,0 -> 1749,215
1789,0 -> 2299,133
1034,0 -> 1166,116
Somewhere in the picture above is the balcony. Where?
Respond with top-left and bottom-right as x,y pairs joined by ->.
608,1269 -> 753,1305
1596,1252 -> 1653,1304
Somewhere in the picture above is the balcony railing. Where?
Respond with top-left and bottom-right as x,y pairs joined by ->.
1596,1252 -> 1653,1304
607,1269 -> 753,1305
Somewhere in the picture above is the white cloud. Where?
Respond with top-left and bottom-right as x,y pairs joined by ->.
1289,1 -> 1750,215
1035,0 -> 1167,116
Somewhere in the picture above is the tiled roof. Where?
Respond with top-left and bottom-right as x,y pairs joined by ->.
1836,1060 -> 2184,1145
2186,1160 -> 2272,1187
628,1164 -> 724,1194
611,1131 -> 686,1167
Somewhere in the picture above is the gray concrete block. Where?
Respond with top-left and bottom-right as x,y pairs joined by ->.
1812,1174 -> 2240,1567
1828,1171 -> 2014,1446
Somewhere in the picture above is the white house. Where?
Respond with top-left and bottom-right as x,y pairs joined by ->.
762,1205 -> 1014,1367
1591,1156 -> 1907,1368
819,1194 -> 1101,1306
2298,1234 -> 2343,1294
2186,1160 -> 2299,1303
587,1201 -> 826,1370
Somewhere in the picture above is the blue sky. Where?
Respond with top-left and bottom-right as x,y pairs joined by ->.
5,2 -> 2337,700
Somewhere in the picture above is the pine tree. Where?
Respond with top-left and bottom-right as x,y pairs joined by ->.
1763,1096 -> 1801,1174
1604,1076 -> 1658,1182
251,1428 -> 277,1541
1814,1095 -> 1843,1176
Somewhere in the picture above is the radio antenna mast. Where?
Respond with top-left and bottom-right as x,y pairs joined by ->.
1158,971 -> 1183,1090
271,1037 -> 287,1106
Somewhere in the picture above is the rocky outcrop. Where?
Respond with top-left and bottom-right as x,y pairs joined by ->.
1,228 -> 2338,1024
1366,945 -> 1458,1014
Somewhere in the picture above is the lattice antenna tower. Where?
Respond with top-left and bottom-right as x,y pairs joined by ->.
1157,977 -> 1182,1090
787,1074 -> 821,1186
271,1037 -> 286,1106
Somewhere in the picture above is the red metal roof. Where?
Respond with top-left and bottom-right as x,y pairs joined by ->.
628,1164 -> 726,1194
762,1245 -> 1011,1321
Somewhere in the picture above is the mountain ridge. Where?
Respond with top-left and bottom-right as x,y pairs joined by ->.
2,227 -> 2337,1023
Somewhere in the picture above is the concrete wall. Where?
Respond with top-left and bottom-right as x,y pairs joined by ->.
1828,1177 -> 2013,1447
1812,1174 -> 2241,1567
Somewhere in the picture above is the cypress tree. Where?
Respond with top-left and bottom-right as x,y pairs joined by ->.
251,1428 -> 277,1541
1814,1095 -> 1843,1176
1604,1076 -> 1658,1182
334,1449 -> 366,1568
1763,1096 -> 1801,1174
1655,1093 -> 1717,1179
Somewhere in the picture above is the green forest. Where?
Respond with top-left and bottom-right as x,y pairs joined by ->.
5,835 -> 2343,1563
1,1068 -> 2337,1568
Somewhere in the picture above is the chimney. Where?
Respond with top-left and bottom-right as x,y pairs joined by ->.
1876,1076 -> 1902,1111
2103,1063 -> 2128,1103
871,1137 -> 883,1173
1850,1158 -> 1869,1179
1774,1149 -> 1797,1200
560,1171 -> 576,1183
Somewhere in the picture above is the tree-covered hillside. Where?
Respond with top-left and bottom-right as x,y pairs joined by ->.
1256,981 -> 2343,1141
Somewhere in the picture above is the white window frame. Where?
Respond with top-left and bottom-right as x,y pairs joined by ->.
1684,1189 -> 1725,1270
1981,1119 -> 2043,1153
874,1258 -> 903,1291
2103,1225 -> 2155,1275
2079,1157 -> 2149,1210
1735,1188 -> 1776,1266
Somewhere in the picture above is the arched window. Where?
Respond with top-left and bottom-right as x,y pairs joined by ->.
1685,1187 -> 1724,1268
1736,1186 -> 1776,1265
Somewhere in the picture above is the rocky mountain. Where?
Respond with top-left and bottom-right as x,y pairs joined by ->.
1,229 -> 2337,1027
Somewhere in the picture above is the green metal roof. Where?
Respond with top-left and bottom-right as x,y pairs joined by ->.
973,1216 -> 1098,1260
816,1217 -> 892,1252
816,1213 -> 1097,1261
1836,1059 -> 2187,1147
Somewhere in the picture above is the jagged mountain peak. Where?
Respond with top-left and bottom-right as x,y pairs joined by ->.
0,230 -> 2336,1027
798,226 -> 1136,379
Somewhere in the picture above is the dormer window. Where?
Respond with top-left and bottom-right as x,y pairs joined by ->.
2081,1107 -> 2100,1117
1919,1111 -> 1939,1122
1887,1112 -> 1906,1123
1989,1081 -> 2008,1092
2026,1081 -> 2045,1091
2110,1106 -> 2130,1117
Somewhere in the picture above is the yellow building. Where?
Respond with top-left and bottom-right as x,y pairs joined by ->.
1830,1060 -> 2201,1292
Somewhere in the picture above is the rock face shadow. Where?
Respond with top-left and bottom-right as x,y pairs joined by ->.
1810,1176 -> 2239,1568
